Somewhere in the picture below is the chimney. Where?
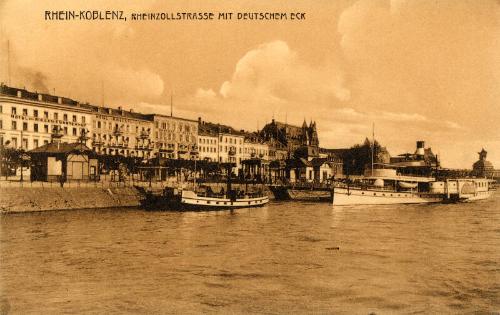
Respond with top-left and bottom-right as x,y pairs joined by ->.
198,117 -> 202,124
16,90 -> 22,98
38,94 -> 43,101
415,141 -> 425,156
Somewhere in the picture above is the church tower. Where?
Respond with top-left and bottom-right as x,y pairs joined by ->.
301,119 -> 309,145
309,121 -> 319,146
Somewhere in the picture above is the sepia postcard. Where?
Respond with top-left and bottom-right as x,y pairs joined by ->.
0,1 -> 499,314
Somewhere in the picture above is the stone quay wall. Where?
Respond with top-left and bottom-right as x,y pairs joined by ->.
0,186 -> 143,213
0,181 -> 274,213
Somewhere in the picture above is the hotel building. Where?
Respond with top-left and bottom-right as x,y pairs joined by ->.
197,119 -> 219,162
148,114 -> 198,160
198,120 -> 245,174
242,133 -> 269,162
0,85 -> 93,150
198,119 -> 272,175
86,105 -> 154,158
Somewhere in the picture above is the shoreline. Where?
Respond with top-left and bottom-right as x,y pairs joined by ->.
0,182 -> 273,213
0,186 -> 143,214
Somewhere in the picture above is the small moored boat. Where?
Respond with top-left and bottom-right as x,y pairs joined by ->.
138,183 -> 269,211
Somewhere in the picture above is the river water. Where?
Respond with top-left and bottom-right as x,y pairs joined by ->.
1,193 -> 499,314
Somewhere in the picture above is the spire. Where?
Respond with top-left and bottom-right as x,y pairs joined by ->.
479,148 -> 487,160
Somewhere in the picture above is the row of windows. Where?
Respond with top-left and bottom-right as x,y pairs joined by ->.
220,136 -> 243,145
95,121 -> 149,134
8,106 -> 86,123
8,120 -> 83,136
198,145 -> 268,155
217,146 -> 242,154
2,137 -> 50,149
94,147 -> 152,157
154,120 -> 197,133
199,138 -> 217,145
93,134 -> 139,142
243,148 -> 268,155
199,146 -> 217,153
156,131 -> 194,143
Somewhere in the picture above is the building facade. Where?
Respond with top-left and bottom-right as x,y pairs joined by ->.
149,114 -> 198,160
218,132 -> 244,173
88,106 -> 154,158
198,119 -> 247,174
242,133 -> 269,162
260,119 -> 320,159
0,85 -> 93,150
198,130 -> 219,162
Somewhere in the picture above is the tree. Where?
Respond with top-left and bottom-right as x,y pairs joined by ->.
342,138 -> 385,175
0,148 -> 25,180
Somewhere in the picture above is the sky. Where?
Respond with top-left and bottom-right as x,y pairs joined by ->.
0,0 -> 499,168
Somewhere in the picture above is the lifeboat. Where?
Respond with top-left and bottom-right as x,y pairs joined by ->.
398,182 -> 418,189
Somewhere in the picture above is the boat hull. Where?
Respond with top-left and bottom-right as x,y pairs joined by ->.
456,190 -> 494,202
139,189 -> 269,211
269,185 -> 332,202
181,192 -> 269,209
332,187 -> 443,206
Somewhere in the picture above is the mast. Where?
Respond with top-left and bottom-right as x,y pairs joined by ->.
170,93 -> 173,117
193,158 -> 196,188
7,40 -> 11,86
371,122 -> 375,175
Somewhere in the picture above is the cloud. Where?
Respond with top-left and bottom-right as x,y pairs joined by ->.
335,0 -> 500,167
337,0 -> 500,124
195,88 -> 217,99
102,65 -> 164,102
218,40 -> 350,103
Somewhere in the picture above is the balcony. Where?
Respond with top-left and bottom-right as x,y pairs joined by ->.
139,129 -> 150,139
109,142 -> 128,148
178,144 -> 189,153
158,143 -> 175,152
228,146 -> 237,156
135,145 -> 151,150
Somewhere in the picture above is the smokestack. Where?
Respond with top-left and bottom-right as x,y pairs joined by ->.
416,141 -> 425,156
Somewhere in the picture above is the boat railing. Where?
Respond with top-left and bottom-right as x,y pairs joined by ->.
194,188 -> 265,199
333,182 -> 413,192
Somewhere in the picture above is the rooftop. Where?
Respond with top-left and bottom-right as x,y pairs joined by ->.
29,142 -> 93,154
